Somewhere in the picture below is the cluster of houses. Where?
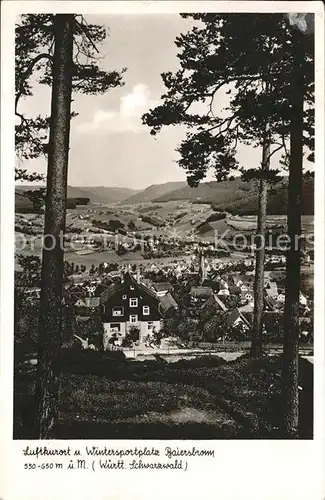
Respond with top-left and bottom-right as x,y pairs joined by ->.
17,245 -> 312,350
189,278 -> 310,335
62,269 -> 178,349
65,250 -> 310,347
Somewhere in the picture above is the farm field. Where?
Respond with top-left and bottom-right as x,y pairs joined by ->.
15,199 -> 314,272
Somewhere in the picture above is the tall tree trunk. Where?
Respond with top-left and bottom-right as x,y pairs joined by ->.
281,30 -> 305,438
250,125 -> 271,358
35,14 -> 74,439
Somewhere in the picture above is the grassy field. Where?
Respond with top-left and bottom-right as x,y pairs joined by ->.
14,205 -> 314,270
14,352 -> 313,440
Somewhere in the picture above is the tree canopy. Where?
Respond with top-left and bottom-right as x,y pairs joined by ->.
15,14 -> 126,179
142,13 -> 314,186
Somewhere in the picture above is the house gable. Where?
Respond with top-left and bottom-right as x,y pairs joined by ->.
101,272 -> 163,323
227,308 -> 251,327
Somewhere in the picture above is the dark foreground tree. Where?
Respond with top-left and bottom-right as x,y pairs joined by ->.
281,13 -> 314,438
15,14 -> 125,438
251,128 -> 271,357
232,87 -> 281,358
34,14 -> 74,438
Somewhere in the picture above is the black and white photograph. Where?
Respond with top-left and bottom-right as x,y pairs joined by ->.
4,3 -> 322,446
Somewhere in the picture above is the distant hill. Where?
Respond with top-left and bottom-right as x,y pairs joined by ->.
15,185 -> 138,205
153,180 -> 234,204
153,177 -> 314,215
15,177 -> 314,215
70,186 -> 138,204
122,182 -> 187,204
15,191 -> 34,213
15,187 -> 90,212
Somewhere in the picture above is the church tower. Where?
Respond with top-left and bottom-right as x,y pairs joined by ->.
199,249 -> 206,284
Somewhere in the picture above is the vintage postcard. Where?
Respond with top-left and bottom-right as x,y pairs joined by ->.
1,1 -> 324,499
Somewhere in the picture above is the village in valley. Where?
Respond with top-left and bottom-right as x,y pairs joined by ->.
63,249 -> 313,354
12,11 -> 316,441
16,200 -> 314,356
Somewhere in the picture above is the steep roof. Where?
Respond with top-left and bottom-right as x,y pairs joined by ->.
99,272 -> 181,319
239,303 -> 254,314
152,282 -> 172,292
265,282 -> 278,297
94,283 -> 113,297
264,296 -> 278,310
190,286 -> 214,298
129,274 -> 160,301
200,293 -> 227,312
201,279 -> 221,292
213,294 -> 228,312
240,310 -> 254,325
227,308 -> 251,326
159,292 -> 178,313
141,278 -> 153,289
101,271 -> 166,314
227,309 -> 241,326
232,274 -> 246,284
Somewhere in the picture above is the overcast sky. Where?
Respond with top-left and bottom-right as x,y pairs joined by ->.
17,14 -> 308,190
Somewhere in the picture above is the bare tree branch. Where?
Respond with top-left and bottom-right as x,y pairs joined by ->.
266,143 -> 284,162
15,53 -> 53,111
281,133 -> 289,158
208,75 -> 262,98
204,113 -> 238,136
74,18 -> 99,54
208,93 -> 217,118
15,110 -> 27,124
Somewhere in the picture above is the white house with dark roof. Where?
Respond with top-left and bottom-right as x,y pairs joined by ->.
101,272 -> 177,348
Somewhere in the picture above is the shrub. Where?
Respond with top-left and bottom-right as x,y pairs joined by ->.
129,327 -> 140,343
226,323 -> 252,341
141,215 -> 165,227
174,211 -> 187,221
122,334 -> 134,348
128,220 -> 136,231
206,212 -> 227,222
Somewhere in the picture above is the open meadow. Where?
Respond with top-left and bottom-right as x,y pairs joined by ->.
15,199 -> 314,270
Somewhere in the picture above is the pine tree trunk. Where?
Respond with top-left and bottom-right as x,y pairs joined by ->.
35,14 -> 74,439
250,126 -> 270,358
281,30 -> 305,438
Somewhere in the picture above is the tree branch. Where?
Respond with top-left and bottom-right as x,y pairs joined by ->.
232,124 -> 240,152
208,75 -> 261,99
281,133 -> 289,158
74,18 -> 99,54
205,113 -> 238,136
15,110 -> 27,124
266,143 -> 284,162
15,53 -> 53,111
208,93 -> 217,118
